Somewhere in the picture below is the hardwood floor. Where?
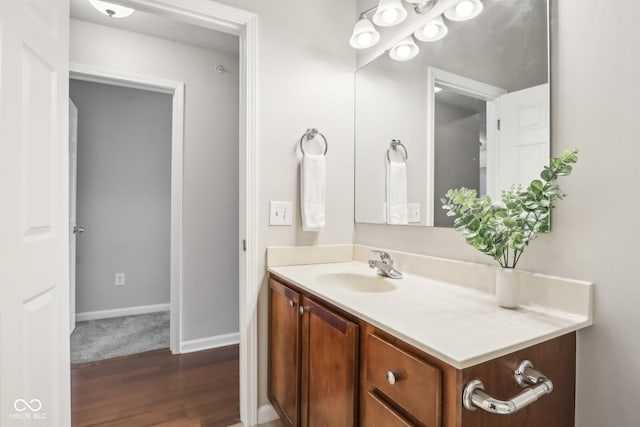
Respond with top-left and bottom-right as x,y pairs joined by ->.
71,345 -> 240,426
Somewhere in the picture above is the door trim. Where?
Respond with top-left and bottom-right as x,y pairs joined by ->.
70,63 -> 185,355
77,1 -> 259,424
426,66 -> 506,226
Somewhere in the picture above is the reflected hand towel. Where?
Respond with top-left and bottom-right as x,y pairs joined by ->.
387,161 -> 408,225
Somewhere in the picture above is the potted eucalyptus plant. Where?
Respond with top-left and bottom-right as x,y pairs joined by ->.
441,148 -> 579,308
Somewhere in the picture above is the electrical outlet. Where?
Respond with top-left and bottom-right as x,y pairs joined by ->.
408,203 -> 421,223
115,273 -> 125,286
270,201 -> 293,226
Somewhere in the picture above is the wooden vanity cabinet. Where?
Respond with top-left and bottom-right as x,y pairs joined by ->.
268,277 -> 359,427
360,324 -> 445,427
269,273 -> 577,427
360,324 -> 576,427
268,277 -> 301,426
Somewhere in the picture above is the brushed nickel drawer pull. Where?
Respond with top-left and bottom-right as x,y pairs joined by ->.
463,360 -> 553,415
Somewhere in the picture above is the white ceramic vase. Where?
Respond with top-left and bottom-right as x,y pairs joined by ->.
496,268 -> 520,309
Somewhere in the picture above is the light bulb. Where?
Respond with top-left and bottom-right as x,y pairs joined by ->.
382,8 -> 399,24
389,37 -> 419,61
396,45 -> 411,59
422,24 -> 439,39
88,0 -> 135,18
350,18 -> 380,49
357,32 -> 373,46
456,0 -> 474,18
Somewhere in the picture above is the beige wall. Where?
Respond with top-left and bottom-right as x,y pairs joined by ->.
212,0 -> 357,406
355,1 -> 640,426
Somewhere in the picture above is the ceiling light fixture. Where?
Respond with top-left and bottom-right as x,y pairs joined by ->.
414,15 -> 448,42
373,0 -> 408,27
444,0 -> 483,22
389,36 -> 419,61
88,0 -> 135,18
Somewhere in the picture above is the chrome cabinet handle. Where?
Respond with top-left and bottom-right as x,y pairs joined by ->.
73,226 -> 85,234
288,299 -> 295,308
463,360 -> 553,415
386,371 -> 398,385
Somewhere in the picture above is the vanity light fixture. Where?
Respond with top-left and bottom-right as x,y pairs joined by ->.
444,0 -> 483,22
389,36 -> 420,61
350,17 -> 382,49
88,0 -> 135,18
372,0 -> 408,27
414,15 -> 448,42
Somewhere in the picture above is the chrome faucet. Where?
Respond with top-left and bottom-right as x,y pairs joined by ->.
368,250 -> 403,279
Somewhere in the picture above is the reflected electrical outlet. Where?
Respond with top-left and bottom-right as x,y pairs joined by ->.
408,203 -> 421,223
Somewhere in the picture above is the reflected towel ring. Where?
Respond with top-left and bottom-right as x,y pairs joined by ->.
299,128 -> 328,156
387,139 -> 408,163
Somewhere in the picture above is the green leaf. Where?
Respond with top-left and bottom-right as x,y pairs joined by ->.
529,179 -> 543,194
541,168 -> 554,182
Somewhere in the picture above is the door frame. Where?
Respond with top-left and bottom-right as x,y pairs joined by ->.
426,66 -> 506,225
69,63 -> 186,354
71,0 -> 259,424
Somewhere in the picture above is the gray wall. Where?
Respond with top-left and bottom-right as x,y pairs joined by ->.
433,101 -> 482,227
71,20 -> 240,341
71,80 -> 172,313
355,1 -> 640,425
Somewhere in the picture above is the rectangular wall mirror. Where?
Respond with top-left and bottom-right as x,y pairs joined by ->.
355,0 -> 550,227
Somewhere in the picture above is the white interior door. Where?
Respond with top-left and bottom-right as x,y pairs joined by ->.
492,83 -> 550,199
0,0 -> 70,424
69,99 -> 78,334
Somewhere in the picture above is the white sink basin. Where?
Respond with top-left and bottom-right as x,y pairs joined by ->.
315,272 -> 397,293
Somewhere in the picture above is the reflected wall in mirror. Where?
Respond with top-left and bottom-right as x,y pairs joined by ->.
355,0 -> 550,227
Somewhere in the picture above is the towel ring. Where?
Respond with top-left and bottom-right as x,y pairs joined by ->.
299,128 -> 328,156
387,139 -> 408,163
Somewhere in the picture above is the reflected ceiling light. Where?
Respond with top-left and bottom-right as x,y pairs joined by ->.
414,15 -> 448,42
350,17 -> 381,49
435,86 -> 443,93
373,0 -> 408,27
444,0 -> 483,21
389,37 -> 419,61
88,0 -> 135,18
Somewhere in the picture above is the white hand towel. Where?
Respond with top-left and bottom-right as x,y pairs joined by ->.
301,154 -> 326,231
386,161 -> 408,225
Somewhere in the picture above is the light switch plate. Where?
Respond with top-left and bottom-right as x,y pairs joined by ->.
270,201 -> 293,226
408,203 -> 421,223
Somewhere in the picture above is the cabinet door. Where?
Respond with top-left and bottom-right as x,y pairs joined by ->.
300,296 -> 359,427
269,278 -> 301,426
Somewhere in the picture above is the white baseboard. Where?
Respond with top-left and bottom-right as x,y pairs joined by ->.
257,404 -> 278,424
180,332 -> 240,354
76,303 -> 170,322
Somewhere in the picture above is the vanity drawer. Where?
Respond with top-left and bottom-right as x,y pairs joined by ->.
362,391 -> 414,427
366,333 -> 442,427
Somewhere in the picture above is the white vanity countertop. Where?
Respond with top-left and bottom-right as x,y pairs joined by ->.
268,260 -> 593,369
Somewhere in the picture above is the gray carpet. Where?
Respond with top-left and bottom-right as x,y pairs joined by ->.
70,311 -> 169,364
